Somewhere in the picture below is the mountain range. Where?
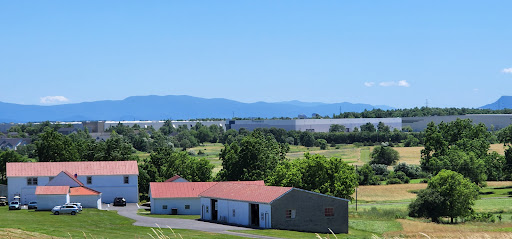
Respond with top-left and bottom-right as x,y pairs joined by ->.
0,95 -> 394,123
479,96 -> 512,110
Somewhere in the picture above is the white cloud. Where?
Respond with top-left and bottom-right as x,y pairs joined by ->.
40,96 -> 70,104
503,68 -> 512,74
378,80 -> 410,87
398,80 -> 410,87
364,82 -> 375,87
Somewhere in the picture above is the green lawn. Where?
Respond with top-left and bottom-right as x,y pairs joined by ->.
479,186 -> 512,199
137,209 -> 201,219
0,207 -> 242,239
232,228 -> 374,239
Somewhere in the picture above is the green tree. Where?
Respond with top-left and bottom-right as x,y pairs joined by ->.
0,150 -> 27,184
369,145 -> 399,165
35,128 -> 80,162
316,139 -> 328,150
329,124 -> 346,133
360,123 -> 376,132
409,170 -> 479,223
357,164 -> 379,185
216,131 -> 288,181
300,131 -> 315,147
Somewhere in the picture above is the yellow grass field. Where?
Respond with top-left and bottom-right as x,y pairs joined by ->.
354,181 -> 512,202
386,219 -> 512,238
353,183 -> 428,202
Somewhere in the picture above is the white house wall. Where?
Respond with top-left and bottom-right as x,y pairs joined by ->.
200,197 -> 271,229
200,198 -> 211,221
70,195 -> 102,209
8,177 -> 51,204
151,198 -> 200,215
77,175 -> 138,203
37,194 -> 69,210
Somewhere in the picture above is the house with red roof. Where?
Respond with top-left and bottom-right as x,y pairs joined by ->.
199,183 -> 349,234
149,180 -> 265,215
7,161 -> 138,205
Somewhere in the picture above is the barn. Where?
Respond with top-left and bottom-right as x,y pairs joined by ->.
35,186 -> 70,210
149,180 -> 265,215
199,183 -> 349,233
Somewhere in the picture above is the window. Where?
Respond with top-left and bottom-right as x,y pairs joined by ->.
325,207 -> 334,217
163,205 -> 167,210
27,177 -> 37,186
86,176 -> 92,184
232,209 -> 235,217
185,205 -> 190,210
285,209 -> 296,219
206,206 -> 209,213
124,176 -> 129,184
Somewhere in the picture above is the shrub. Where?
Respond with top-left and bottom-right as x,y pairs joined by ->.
465,212 -> 496,223
371,164 -> 389,176
386,178 -> 403,185
394,163 -> 422,179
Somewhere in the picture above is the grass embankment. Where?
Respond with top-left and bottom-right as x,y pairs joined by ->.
0,207 -> 242,239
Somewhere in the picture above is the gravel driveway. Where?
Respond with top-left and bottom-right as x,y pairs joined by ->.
104,203 -> 283,239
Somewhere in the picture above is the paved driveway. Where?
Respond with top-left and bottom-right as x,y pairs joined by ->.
104,203 -> 283,239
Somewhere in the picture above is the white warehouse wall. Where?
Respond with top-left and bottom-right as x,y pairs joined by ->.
8,177 -> 51,204
151,198 -> 200,215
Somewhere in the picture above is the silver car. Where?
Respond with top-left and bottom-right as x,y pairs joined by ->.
51,205 -> 79,215
9,201 -> 20,210
65,202 -> 82,212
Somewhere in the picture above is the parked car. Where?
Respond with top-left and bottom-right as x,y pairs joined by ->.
0,197 -> 7,206
113,197 -> 126,206
9,201 -> 20,210
65,202 -> 82,212
28,201 -> 37,209
51,205 -> 79,215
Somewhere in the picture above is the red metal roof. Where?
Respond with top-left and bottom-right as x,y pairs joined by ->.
70,186 -> 101,196
150,181 -> 267,199
6,161 -> 139,177
35,186 -> 70,195
199,183 -> 292,204
165,175 -> 183,182
150,182 -> 218,198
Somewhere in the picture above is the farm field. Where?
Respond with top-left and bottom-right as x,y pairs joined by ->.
163,143 -> 508,176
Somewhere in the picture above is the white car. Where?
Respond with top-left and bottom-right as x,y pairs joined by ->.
65,202 -> 82,212
51,205 -> 79,215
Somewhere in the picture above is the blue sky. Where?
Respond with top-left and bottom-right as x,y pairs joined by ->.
1,1 -> 511,109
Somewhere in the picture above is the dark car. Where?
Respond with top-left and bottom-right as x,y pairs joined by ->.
28,201 -> 37,209
113,197 -> 126,206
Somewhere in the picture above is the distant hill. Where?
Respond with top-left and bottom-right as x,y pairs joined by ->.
480,96 -> 512,110
0,95 -> 394,123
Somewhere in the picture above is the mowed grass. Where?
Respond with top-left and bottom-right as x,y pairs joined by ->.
0,207 -> 242,239
137,209 -> 201,219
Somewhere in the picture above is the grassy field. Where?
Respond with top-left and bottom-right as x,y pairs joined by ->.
0,207 -> 242,239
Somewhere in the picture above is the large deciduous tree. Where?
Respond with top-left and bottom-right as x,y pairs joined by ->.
267,153 -> 358,199
216,131 -> 288,181
409,170 -> 479,223
369,145 -> 399,165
